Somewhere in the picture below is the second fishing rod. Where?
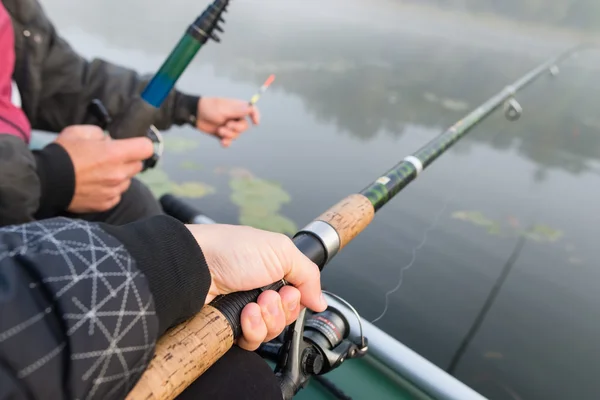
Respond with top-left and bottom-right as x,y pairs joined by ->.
88,0 -> 231,169
125,44 -> 586,400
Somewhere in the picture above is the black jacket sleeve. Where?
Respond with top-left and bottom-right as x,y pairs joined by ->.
0,134 -> 75,227
0,214 -> 211,400
0,135 -> 40,226
28,1 -> 199,134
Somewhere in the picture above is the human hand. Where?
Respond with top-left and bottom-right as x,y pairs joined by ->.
195,97 -> 260,148
186,224 -> 327,351
54,125 -> 154,213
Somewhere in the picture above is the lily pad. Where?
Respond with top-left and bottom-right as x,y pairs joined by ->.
172,182 -> 215,198
229,172 -> 297,235
137,168 -> 173,198
452,210 -> 564,243
521,225 -> 563,243
452,211 -> 490,225
180,160 -> 204,171
487,223 -> 503,236
451,211 -> 502,234
163,136 -> 200,153
230,178 -> 291,206
441,98 -> 470,112
239,213 -> 298,236
137,167 -> 215,199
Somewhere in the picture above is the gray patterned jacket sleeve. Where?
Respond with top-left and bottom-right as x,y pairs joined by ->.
0,217 -> 159,400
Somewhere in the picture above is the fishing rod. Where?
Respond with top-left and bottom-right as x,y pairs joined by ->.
88,0 -> 230,170
125,44 -> 587,400
160,194 -> 217,224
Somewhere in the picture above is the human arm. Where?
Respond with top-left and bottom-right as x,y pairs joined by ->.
0,215 -> 211,399
0,128 -> 153,227
30,23 -> 262,144
33,32 -> 261,145
0,214 -> 326,398
0,133 -> 74,226
27,2 -> 198,134
18,1 -> 259,145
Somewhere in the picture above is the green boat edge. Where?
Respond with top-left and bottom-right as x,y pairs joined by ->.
296,294 -> 487,400
29,132 -> 488,400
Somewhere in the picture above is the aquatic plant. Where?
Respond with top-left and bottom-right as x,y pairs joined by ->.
423,92 -> 470,112
179,160 -> 204,170
162,135 -> 200,153
137,167 -> 215,199
227,168 -> 298,235
451,210 -> 563,243
451,211 -> 503,235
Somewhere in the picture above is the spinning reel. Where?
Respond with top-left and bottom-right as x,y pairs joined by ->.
87,99 -> 164,171
258,292 -> 369,400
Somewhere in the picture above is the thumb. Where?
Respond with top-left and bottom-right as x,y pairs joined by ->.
282,247 -> 327,312
110,137 -> 154,162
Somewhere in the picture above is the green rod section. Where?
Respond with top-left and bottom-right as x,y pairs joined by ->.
141,35 -> 203,107
156,35 -> 203,81
360,45 -> 586,211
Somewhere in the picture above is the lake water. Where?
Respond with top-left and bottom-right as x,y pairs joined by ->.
43,1 -> 600,399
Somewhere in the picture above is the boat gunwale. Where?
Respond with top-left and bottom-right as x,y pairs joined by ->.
323,293 -> 489,400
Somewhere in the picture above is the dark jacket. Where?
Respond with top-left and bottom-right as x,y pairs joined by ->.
0,0 -> 200,226
0,214 -> 211,399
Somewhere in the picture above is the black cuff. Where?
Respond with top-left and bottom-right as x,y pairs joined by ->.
173,92 -> 200,127
99,214 -> 211,335
32,143 -> 76,219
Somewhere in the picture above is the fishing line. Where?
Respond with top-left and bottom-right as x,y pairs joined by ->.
370,121 -> 519,324
370,186 -> 458,324
446,193 -> 543,375
446,233 -> 527,375
130,45 -> 589,400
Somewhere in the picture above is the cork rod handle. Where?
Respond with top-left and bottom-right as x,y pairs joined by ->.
125,194 -> 375,399
315,194 -> 375,249
125,306 -> 234,400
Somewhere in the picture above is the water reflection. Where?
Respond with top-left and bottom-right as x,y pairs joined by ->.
42,1 -> 600,400
46,0 -> 600,183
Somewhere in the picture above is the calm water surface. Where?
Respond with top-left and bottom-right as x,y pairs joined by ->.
44,1 -> 600,399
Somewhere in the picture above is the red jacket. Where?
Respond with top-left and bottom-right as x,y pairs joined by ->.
0,0 -> 30,141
